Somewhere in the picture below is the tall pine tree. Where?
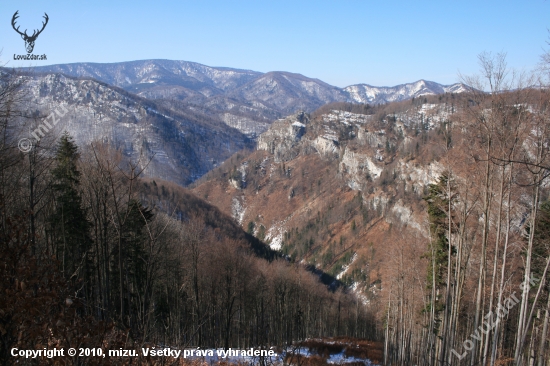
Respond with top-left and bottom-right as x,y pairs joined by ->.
423,174 -> 454,331
49,132 -> 93,304
110,199 -> 153,335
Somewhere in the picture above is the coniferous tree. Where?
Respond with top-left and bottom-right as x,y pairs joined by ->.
111,199 -> 153,334
49,132 -> 93,303
423,173 -> 455,364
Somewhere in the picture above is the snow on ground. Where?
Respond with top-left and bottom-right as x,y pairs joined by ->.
325,352 -> 378,365
323,110 -> 371,125
284,341 -> 380,365
336,253 -> 357,280
231,196 -> 246,225
265,214 -> 294,251
351,282 -> 370,306
182,348 -> 279,365
183,346 -> 379,365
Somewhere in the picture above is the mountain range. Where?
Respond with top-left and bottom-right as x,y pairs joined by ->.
23,60 -> 467,137
9,71 -> 253,185
7,59 -> 467,185
5,57 -> 545,365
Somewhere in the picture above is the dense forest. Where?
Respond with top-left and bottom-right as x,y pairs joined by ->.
0,70 -> 376,365
2,47 -> 550,366
190,52 -> 550,366
380,53 -> 550,365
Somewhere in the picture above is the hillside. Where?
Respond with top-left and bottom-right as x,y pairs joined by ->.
10,70 -> 253,185
192,85 -> 550,364
5,57 -> 549,365
20,60 -> 466,138
0,115 -> 376,363
192,97 -> 458,302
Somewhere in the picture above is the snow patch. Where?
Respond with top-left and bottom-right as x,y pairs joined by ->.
336,253 -> 357,280
351,282 -> 370,305
231,196 -> 246,224
265,215 -> 293,251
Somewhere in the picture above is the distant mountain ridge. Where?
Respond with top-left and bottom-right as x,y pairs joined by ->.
26,60 -> 261,96
344,79 -> 469,105
11,71 -> 253,186
20,60 -> 467,137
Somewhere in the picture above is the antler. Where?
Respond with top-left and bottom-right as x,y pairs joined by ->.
11,11 -> 26,37
11,11 -> 49,40
29,13 -> 49,39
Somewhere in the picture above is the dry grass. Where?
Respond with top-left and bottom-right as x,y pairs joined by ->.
284,353 -> 329,366
495,358 -> 514,366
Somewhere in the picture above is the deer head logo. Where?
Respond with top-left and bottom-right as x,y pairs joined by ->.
11,11 -> 49,54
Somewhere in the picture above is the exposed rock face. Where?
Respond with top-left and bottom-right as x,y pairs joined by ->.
256,109 -> 393,191
257,112 -> 309,162
193,99 -> 473,305
340,147 -> 383,181
313,135 -> 339,157
388,199 -> 424,234
359,130 -> 386,149
256,108 -> 394,190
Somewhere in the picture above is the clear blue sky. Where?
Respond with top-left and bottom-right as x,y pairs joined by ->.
2,0 -> 549,87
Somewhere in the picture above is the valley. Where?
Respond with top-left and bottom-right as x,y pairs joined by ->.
1,55 -> 549,366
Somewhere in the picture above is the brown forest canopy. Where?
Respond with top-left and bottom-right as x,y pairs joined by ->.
0,72 -> 376,364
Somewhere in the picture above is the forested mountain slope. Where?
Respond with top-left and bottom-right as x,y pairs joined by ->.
0,118 -> 375,364
9,70 -> 253,185
20,60 -> 466,138
193,85 -> 550,365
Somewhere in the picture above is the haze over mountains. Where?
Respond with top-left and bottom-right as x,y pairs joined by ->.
6,52 -> 550,365
12,72 -> 254,185
24,60 -> 466,136
10,59 -> 467,185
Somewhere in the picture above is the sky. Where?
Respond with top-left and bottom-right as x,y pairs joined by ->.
1,0 -> 549,87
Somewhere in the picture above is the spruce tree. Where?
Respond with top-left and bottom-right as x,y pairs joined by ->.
110,198 -> 153,333
124,199 -> 153,307
49,132 -> 92,301
423,174 -> 454,333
